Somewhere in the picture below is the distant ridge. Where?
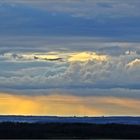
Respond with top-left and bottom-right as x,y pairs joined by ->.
0,115 -> 139,125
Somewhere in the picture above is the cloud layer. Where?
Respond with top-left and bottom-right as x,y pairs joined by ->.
0,38 -> 140,93
2,0 -> 140,18
0,1 -> 140,40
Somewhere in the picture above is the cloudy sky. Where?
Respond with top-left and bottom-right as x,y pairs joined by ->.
0,0 -> 140,116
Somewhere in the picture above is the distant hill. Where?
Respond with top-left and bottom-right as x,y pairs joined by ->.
0,115 -> 139,125
0,116 -> 139,138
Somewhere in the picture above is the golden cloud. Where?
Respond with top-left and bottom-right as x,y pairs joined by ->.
68,52 -> 108,62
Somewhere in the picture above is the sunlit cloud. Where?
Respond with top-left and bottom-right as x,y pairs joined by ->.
127,58 -> 140,68
68,52 -> 108,62
3,52 -> 63,62
2,51 -> 109,63
0,48 -> 140,90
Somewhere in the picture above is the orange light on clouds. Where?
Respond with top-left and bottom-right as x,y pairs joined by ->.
68,52 -> 108,62
0,93 -> 139,116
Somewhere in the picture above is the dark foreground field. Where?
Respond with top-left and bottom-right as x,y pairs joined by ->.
0,122 -> 140,139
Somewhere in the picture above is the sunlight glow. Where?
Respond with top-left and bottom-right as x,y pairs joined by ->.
0,93 -> 139,116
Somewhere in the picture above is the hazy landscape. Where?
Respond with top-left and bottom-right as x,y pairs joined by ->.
0,116 -> 139,138
0,115 -> 140,124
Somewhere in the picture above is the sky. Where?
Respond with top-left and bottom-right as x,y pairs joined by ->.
0,0 -> 140,116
